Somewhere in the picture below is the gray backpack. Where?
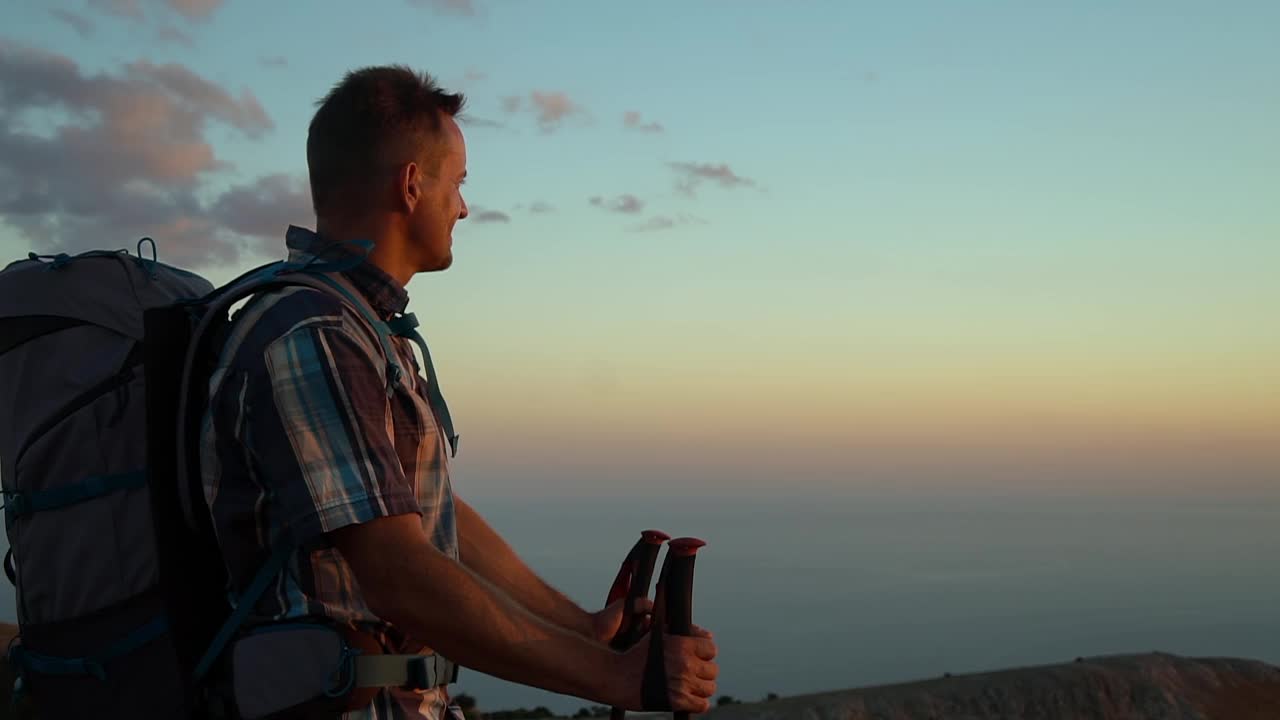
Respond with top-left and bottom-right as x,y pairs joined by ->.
1,240 -> 460,719
0,242 -> 214,717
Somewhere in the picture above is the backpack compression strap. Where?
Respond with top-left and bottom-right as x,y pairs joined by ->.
192,536 -> 295,680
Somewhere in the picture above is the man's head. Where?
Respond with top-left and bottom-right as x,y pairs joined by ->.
307,65 -> 469,276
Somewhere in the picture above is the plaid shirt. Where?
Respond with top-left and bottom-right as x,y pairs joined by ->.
199,225 -> 459,719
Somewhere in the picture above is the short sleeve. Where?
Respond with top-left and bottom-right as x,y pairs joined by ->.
250,317 -> 421,545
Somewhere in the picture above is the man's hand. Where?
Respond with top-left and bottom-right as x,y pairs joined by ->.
589,596 -> 653,645
614,626 -> 718,713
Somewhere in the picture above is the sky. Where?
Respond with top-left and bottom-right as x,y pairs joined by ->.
1,0 -> 1277,504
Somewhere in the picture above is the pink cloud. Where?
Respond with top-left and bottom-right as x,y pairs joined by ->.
529,91 -> 580,131
128,60 -> 271,138
501,91 -> 585,132
0,42 -> 279,268
88,0 -> 224,22
167,0 -> 221,21
623,111 -> 664,133
408,0 -> 477,16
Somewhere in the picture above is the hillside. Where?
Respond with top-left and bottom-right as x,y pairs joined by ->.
705,653 -> 1280,720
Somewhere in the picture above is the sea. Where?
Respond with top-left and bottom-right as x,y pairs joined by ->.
3,494 -> 1277,715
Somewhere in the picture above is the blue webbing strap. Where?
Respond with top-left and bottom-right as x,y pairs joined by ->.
8,615 -> 170,681
3,470 -> 147,525
302,273 -> 408,392
386,314 -> 459,458
193,537 -> 297,680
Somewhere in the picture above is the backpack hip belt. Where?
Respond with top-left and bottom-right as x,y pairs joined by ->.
227,621 -> 456,719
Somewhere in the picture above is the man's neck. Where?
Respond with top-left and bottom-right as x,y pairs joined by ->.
315,217 -> 415,287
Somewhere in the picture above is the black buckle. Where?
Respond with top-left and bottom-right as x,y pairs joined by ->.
405,657 -> 430,690
404,656 -> 458,689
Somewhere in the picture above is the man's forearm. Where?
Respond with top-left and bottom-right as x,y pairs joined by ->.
334,515 -> 633,706
454,496 -> 595,638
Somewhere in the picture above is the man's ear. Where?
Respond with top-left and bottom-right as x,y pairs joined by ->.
400,161 -> 422,212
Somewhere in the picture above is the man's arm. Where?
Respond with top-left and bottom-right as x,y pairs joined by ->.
454,495 -> 595,639
330,514 -> 718,710
239,306 -> 715,706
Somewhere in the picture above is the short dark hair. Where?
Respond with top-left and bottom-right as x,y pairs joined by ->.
307,65 -> 466,218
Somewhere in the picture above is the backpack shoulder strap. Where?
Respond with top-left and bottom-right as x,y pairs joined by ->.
269,271 -> 458,457
269,271 -> 408,390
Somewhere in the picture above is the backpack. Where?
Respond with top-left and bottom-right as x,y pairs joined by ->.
0,241 -> 214,717
1,238 -> 460,719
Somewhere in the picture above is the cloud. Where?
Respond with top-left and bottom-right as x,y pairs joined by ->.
468,207 -> 510,224
209,174 -> 312,250
628,213 -> 707,233
623,111 -> 663,133
260,55 -> 288,68
458,114 -> 505,129
167,0 -> 221,21
130,60 -> 271,138
502,91 -> 585,132
589,194 -> 644,214
632,216 -> 674,232
407,0 -> 477,16
156,23 -> 195,47
512,201 -> 554,214
0,42 -> 280,268
88,0 -> 224,22
464,68 -> 487,82
50,9 -> 96,38
89,0 -> 143,20
529,91 -> 580,131
667,161 -> 757,196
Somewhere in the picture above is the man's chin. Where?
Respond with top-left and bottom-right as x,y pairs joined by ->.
423,253 -> 453,273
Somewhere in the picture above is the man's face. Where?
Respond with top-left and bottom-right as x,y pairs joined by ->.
410,115 -> 469,272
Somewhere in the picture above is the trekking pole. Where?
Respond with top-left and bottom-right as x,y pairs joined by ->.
639,537 -> 708,720
607,530 -> 670,650
608,530 -> 670,720
663,538 -> 706,720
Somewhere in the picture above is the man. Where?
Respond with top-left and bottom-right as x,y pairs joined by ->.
199,65 -> 717,719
